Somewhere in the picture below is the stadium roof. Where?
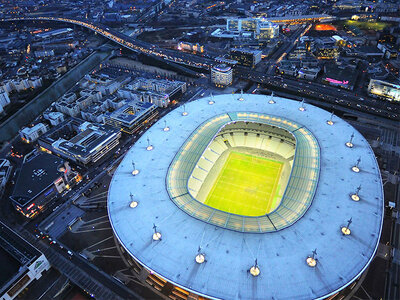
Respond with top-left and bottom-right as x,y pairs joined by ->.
108,94 -> 383,300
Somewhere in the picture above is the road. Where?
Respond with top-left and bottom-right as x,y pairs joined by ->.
20,229 -> 146,300
236,69 -> 399,121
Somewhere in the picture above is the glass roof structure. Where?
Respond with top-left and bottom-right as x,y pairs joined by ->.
167,112 -> 320,233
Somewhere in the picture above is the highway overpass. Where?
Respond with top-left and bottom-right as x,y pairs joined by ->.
1,16 -> 214,75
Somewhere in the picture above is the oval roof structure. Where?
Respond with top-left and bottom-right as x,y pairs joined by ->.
108,94 -> 383,300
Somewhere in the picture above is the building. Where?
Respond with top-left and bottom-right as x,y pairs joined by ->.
19,123 -> 49,143
322,64 -> 358,90
38,118 -> 121,165
289,44 -> 307,59
43,111 -> 65,126
108,94 -> 383,300
0,77 -> 42,93
230,48 -> 262,67
368,79 -> 400,102
255,19 -> 279,40
297,67 -> 320,80
0,221 -> 50,300
35,28 -> 73,39
119,78 -> 187,108
0,159 -> 12,198
277,60 -> 299,76
225,17 -> 279,40
0,91 -> 10,113
177,42 -> 204,53
315,46 -> 339,59
10,152 -> 80,218
356,46 -> 384,61
34,50 -> 54,58
104,100 -> 158,134
211,64 -> 233,87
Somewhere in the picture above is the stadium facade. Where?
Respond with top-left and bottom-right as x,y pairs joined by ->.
108,94 -> 384,300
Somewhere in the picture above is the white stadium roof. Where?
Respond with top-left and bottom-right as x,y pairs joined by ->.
108,94 -> 383,300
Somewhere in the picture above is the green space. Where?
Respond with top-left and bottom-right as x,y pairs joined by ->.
204,151 -> 283,216
343,20 -> 389,31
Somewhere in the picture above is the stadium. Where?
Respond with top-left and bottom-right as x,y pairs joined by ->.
108,94 -> 383,300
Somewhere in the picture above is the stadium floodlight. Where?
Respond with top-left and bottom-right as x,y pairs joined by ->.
268,92 -> 275,104
163,120 -> 170,132
326,112 -> 334,125
238,89 -> 245,101
146,137 -> 154,151
182,104 -> 188,116
341,217 -> 352,235
152,223 -> 162,241
346,133 -> 354,148
352,157 -> 361,173
132,161 -> 139,175
350,185 -> 361,201
299,99 -> 306,111
209,93 -> 215,105
195,246 -> 206,264
249,259 -> 260,276
306,249 -> 318,267
129,192 -> 138,208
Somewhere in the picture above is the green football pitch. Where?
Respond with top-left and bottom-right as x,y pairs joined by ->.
204,151 -> 283,216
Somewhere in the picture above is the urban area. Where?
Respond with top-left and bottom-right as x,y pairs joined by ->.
0,0 -> 399,300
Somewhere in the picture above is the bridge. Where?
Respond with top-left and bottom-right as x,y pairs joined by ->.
1,16 -> 214,75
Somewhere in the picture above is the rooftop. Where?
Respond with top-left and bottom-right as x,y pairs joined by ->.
108,94 -> 383,300
11,152 -> 64,207
39,117 -> 120,158
105,100 -> 156,125
0,220 -> 40,292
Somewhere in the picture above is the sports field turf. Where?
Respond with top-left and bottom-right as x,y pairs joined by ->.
204,151 -> 283,216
